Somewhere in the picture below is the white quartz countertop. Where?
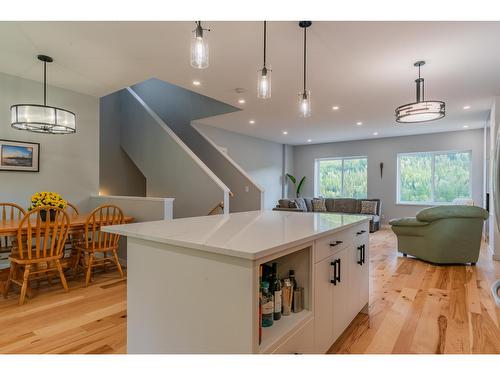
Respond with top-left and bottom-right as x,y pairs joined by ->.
102,210 -> 370,260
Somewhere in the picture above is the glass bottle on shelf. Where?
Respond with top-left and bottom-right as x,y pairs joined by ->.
261,281 -> 274,327
271,262 -> 282,321
289,270 -> 297,311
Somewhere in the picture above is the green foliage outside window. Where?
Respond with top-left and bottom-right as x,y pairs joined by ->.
398,151 -> 471,203
318,157 -> 367,199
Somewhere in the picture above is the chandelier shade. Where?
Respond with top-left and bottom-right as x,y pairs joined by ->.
11,104 -> 76,134
395,61 -> 445,123
10,55 -> 76,134
191,21 -> 209,69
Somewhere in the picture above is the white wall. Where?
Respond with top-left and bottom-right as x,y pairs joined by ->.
293,129 -> 484,223
194,123 -> 285,210
488,97 -> 500,260
0,72 -> 99,211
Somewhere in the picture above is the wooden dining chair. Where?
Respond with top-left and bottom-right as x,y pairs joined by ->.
3,206 -> 70,305
63,202 -> 82,264
0,203 -> 27,267
73,205 -> 124,286
65,202 -> 79,216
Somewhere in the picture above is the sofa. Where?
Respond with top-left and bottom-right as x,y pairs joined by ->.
273,197 -> 381,232
389,205 -> 489,265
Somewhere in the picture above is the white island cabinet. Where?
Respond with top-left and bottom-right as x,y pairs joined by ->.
103,210 -> 370,354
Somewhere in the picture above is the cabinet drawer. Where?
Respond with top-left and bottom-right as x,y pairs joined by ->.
314,226 -> 357,263
272,319 -> 314,354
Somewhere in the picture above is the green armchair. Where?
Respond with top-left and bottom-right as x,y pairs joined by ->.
389,205 -> 488,265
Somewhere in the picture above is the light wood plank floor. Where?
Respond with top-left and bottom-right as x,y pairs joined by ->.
329,229 -> 500,354
0,229 -> 499,354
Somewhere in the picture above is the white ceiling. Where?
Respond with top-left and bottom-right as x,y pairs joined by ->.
0,21 -> 498,145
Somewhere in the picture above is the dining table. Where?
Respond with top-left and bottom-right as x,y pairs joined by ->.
0,214 -> 135,237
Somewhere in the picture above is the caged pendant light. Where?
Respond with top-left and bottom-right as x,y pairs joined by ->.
190,21 -> 210,69
11,55 -> 76,134
395,61 -> 445,123
298,21 -> 312,118
257,21 -> 271,99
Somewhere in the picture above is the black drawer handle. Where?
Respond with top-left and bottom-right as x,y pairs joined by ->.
330,260 -> 337,285
362,244 -> 366,264
356,230 -> 367,235
357,245 -> 363,265
337,259 -> 341,282
330,240 -> 343,247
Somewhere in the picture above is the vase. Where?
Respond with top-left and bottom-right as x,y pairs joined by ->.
40,209 -> 56,222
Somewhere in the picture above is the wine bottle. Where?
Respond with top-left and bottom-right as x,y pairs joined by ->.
289,270 -> 297,311
271,262 -> 282,320
261,281 -> 274,327
259,265 -> 263,344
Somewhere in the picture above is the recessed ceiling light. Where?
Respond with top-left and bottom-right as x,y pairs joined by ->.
307,139 -> 312,142
373,132 -> 379,136
332,106 -> 339,110
282,131 -> 288,135
192,80 -> 201,86
249,120 -> 255,124
463,105 -> 471,110
356,122 -> 363,126
238,99 -> 246,104
463,125 -> 469,128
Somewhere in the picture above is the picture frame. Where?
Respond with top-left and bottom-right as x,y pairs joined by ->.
0,139 -> 40,172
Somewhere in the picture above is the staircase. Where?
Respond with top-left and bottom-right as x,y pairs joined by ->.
99,78 -> 264,218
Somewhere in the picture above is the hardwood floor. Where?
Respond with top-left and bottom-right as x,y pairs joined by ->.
329,229 -> 500,354
0,228 -> 499,354
0,269 -> 126,354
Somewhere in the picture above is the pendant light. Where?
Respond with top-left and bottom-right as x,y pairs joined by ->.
190,21 -> 210,69
11,55 -> 76,134
299,21 -> 312,118
257,21 -> 271,99
395,61 -> 445,123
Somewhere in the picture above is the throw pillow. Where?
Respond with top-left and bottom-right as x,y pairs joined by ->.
289,201 -> 298,209
312,198 -> 327,212
294,198 -> 307,212
360,200 -> 378,215
278,199 -> 290,208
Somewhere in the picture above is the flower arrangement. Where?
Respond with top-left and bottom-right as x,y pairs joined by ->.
29,191 -> 67,211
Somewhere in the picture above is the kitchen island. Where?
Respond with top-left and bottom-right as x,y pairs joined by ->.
103,210 -> 370,354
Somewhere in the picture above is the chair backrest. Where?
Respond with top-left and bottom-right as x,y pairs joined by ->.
16,206 -> 70,261
83,205 -> 124,251
65,202 -> 80,216
0,203 -> 26,223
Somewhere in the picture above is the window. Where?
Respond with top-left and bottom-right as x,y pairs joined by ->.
315,157 -> 368,198
397,150 -> 471,204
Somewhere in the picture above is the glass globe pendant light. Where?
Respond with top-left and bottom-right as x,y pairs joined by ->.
190,21 -> 210,69
257,21 -> 271,99
298,21 -> 312,118
395,61 -> 445,123
11,55 -> 76,134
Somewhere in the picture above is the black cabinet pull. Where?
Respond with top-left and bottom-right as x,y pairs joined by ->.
362,244 -> 366,264
357,245 -> 363,265
337,259 -> 341,282
330,260 -> 337,285
356,230 -> 367,235
330,240 -> 343,247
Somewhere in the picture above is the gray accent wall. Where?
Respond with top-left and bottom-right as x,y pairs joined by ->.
293,129 -> 484,223
194,123 -> 284,210
0,72 -> 99,211
100,92 -> 146,197
131,79 -> 262,213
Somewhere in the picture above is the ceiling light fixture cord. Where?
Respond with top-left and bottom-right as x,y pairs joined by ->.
303,25 -> 307,92
263,21 -> 267,67
43,59 -> 47,106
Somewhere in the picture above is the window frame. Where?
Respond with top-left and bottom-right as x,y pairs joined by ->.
314,155 -> 368,199
396,149 -> 472,205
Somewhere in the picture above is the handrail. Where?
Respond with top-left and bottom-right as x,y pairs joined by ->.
208,202 -> 224,216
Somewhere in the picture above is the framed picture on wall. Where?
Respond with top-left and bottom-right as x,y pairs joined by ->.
0,139 -> 40,172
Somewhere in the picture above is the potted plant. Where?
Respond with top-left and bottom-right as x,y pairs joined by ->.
29,191 -> 67,221
286,174 -> 306,198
